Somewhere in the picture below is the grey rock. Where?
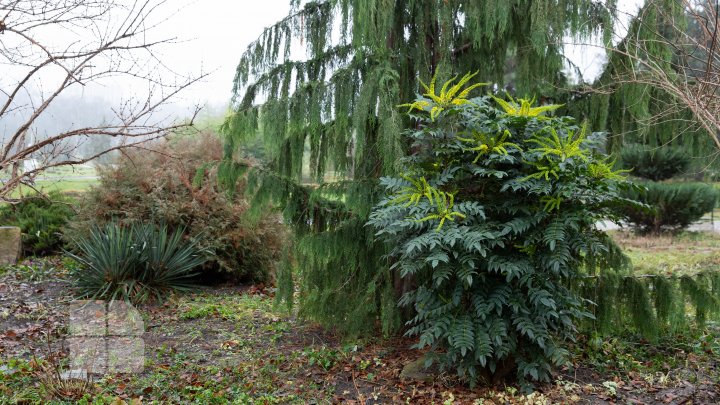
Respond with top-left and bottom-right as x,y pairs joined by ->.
399,357 -> 439,383
0,226 -> 21,265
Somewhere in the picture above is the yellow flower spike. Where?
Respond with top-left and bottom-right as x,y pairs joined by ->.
400,71 -> 488,120
526,123 -> 590,163
430,106 -> 443,121
444,71 -> 479,100
391,176 -> 466,230
415,190 -> 466,230
520,162 -> 560,182
397,100 -> 431,113
455,82 -> 487,102
457,129 -> 521,163
588,158 -> 632,180
438,74 -> 458,101
420,74 -> 437,96
493,97 -> 515,114
492,94 -> 563,118
391,175 -> 434,207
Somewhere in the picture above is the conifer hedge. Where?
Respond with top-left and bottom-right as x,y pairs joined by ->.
619,144 -> 691,181
620,182 -> 718,233
618,144 -> 718,233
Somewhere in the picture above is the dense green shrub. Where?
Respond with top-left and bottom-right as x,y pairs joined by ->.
617,144 -> 717,233
620,182 -> 718,233
619,144 -> 691,181
69,223 -> 205,302
65,133 -> 285,283
0,192 -> 75,256
368,74 -> 632,386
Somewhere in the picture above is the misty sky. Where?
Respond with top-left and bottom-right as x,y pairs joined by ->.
163,0 -> 644,110
0,0 -> 646,171
162,0 -> 292,109
2,0 -> 646,117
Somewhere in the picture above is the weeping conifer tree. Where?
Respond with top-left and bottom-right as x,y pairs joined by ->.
221,0 -> 618,336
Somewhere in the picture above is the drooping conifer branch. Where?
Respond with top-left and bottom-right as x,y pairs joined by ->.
580,270 -> 720,339
222,0 -> 618,336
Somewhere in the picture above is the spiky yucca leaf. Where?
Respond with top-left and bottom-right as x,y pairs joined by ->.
69,224 -> 140,302
69,223 -> 205,303
137,224 -> 204,300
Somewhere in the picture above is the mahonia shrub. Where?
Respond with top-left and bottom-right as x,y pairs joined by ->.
368,73 -> 632,386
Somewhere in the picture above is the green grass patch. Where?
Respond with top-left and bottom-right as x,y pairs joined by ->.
2,164 -> 98,198
612,230 -> 720,276
9,179 -> 98,198
40,166 -> 97,179
177,293 -> 275,322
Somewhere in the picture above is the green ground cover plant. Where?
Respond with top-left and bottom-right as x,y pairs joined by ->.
0,192 -> 76,256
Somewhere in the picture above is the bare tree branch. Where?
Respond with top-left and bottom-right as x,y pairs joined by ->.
612,0 -> 720,148
0,0 -> 206,202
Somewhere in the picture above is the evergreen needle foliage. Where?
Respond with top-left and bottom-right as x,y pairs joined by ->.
580,271 -> 720,338
69,223 -> 205,303
619,144 -> 691,181
564,1 -> 716,171
222,0 -> 617,338
0,192 -> 75,256
368,74 -> 633,386
620,182 -> 718,234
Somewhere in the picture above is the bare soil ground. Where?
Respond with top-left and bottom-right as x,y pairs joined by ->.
1,259 -> 719,404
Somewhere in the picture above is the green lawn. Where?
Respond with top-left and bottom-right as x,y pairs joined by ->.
39,165 -> 97,179
7,165 -> 99,199
9,178 -> 98,198
611,230 -> 720,276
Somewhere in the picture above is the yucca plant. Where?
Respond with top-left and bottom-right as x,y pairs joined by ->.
69,223 -> 205,303
132,224 -> 205,301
